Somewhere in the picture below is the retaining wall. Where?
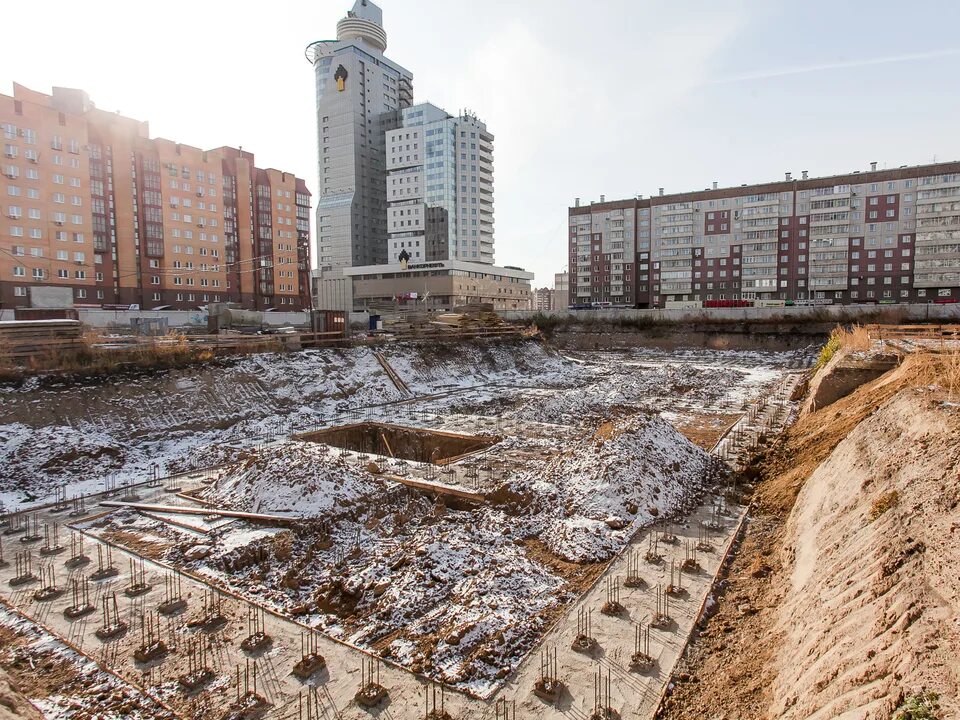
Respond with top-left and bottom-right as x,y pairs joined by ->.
502,303 -> 960,325
0,307 -> 310,328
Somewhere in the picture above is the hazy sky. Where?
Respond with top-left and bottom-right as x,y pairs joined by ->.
4,0 -> 960,288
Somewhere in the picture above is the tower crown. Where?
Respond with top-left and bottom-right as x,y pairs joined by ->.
337,0 -> 387,52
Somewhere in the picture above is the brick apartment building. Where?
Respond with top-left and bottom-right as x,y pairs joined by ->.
568,162 -> 960,308
1,83 -> 311,311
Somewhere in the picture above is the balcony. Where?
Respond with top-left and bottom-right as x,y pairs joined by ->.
809,218 -> 851,228
915,204 -> 960,220
809,201 -> 852,213
914,270 -> 960,288
915,229 -> 960,245
917,188 -> 960,204
808,225 -> 850,237
807,278 -> 848,291
740,216 -> 779,228
916,216 -> 960,231
741,195 -> 780,207
810,186 -> 852,199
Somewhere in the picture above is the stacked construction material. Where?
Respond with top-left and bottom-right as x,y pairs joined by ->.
429,304 -> 506,332
380,310 -> 430,334
0,320 -> 85,363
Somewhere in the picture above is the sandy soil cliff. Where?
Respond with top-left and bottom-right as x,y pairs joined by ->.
769,389 -> 959,718
662,353 -> 960,720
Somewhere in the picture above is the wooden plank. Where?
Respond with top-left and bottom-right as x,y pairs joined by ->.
99,501 -> 294,526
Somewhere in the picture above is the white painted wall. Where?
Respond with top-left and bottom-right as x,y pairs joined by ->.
0,308 -> 310,328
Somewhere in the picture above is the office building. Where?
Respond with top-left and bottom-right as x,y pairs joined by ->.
0,83 -> 310,310
308,0 -> 413,273
342,259 -> 531,311
385,103 -> 495,265
569,162 -> 960,307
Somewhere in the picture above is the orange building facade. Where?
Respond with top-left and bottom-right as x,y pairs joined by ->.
1,83 -> 311,311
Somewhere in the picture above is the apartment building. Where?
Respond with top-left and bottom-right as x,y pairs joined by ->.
533,287 -> 553,311
385,103 -> 495,265
0,83 -> 310,311
308,0 -> 413,273
569,161 -> 960,307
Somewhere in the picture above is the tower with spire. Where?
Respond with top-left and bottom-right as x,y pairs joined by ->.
307,1 -> 413,273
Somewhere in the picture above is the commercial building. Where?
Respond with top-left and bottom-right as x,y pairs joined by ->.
342,260 -> 532,311
553,271 -> 569,309
386,103 -> 495,265
1,84 -> 310,311
569,162 -> 960,307
308,0 -> 413,273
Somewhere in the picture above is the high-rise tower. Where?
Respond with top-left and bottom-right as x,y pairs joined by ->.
307,0 -> 413,273
385,103 -> 495,265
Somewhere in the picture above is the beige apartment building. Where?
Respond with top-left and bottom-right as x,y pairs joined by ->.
1,83 -> 311,311
570,161 -> 960,307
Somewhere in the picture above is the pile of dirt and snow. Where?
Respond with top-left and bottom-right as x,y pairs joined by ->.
181,410 -> 710,695
504,413 -> 711,561
0,340 -> 580,505
513,363 -> 752,425
205,443 -> 396,518
191,499 -> 571,698
0,606 -> 174,720
381,340 -> 577,392
0,424 -> 124,493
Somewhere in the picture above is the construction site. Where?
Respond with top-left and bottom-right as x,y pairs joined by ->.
0,312 -> 958,720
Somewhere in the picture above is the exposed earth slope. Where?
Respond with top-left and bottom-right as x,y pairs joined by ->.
662,352 -> 960,720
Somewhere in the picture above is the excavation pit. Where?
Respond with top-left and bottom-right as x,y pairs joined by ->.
297,422 -> 501,466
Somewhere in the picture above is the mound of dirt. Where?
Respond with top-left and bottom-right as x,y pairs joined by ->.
662,353 -> 960,720
204,442 -> 393,518
0,668 -> 41,720
509,412 -> 711,562
767,389 -> 960,718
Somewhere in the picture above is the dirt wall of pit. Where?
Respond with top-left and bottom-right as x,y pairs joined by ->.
0,669 -> 41,720
660,354 -> 960,720
764,389 -> 960,718
546,322 -> 831,352
802,347 -> 899,413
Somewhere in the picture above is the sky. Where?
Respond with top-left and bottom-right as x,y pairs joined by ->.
3,0 -> 960,289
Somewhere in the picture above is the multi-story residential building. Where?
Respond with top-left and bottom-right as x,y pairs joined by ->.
533,286 -> 553,311
308,0 -> 413,273
569,162 -> 960,307
385,103 -> 495,265
0,83 -> 311,311
553,271 -> 569,309
568,194 -> 636,306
